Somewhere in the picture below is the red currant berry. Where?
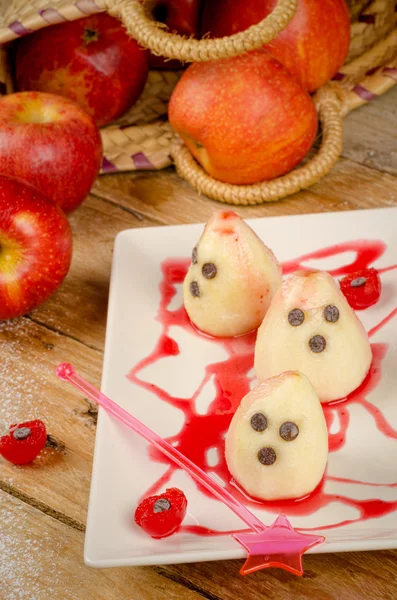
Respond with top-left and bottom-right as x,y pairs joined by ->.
340,268 -> 381,310
134,487 -> 187,538
0,420 -> 47,465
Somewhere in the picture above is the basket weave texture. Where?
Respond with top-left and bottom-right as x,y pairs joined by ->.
0,0 -> 396,204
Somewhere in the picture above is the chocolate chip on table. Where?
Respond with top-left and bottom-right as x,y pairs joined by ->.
190,281 -> 200,297
153,498 -> 171,513
350,276 -> 366,288
202,263 -> 217,279
257,447 -> 277,465
288,308 -> 305,326
13,427 -> 32,440
279,421 -> 299,441
324,304 -> 339,323
192,247 -> 197,265
250,413 -> 268,432
309,334 -> 326,353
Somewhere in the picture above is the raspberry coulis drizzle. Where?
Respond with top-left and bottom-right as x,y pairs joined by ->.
128,240 -> 397,535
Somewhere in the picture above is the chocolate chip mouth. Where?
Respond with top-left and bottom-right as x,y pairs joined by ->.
153,498 -> 171,513
351,276 -> 366,288
202,263 -> 217,279
279,421 -> 299,441
309,334 -> 326,353
250,413 -> 268,432
12,427 -> 32,440
288,308 -> 305,326
190,281 -> 200,297
324,304 -> 339,323
257,447 -> 277,465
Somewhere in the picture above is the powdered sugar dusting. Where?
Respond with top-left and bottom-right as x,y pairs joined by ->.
0,319 -> 54,426
0,318 -> 94,595
0,496 -> 66,599
0,490 -> 96,598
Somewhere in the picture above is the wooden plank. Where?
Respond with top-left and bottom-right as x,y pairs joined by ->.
1,99 -> 396,600
0,490 -> 205,600
29,195 -> 156,352
3,298 -> 396,600
160,548 -> 397,600
0,316 -> 102,526
92,157 -> 397,227
342,85 -> 397,178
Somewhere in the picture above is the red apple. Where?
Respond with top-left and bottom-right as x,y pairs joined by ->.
201,0 -> 350,92
146,0 -> 203,69
14,13 -> 149,127
169,50 -> 317,184
0,91 -> 102,213
0,175 -> 72,320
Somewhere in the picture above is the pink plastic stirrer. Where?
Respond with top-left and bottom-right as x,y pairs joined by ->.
57,362 -> 324,576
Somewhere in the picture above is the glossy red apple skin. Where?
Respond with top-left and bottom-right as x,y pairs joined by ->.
15,13 -> 149,126
147,0 -> 203,69
169,50 -> 317,184
0,91 -> 102,213
202,0 -> 351,92
0,175 -> 72,320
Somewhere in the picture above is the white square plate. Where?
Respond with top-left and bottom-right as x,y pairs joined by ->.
85,208 -> 397,568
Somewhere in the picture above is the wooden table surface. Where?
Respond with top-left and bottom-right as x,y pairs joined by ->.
1,86 -> 397,600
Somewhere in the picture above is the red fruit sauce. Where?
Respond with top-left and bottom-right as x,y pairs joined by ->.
128,240 -> 397,535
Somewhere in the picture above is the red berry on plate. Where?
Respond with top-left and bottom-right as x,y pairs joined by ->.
339,268 -> 381,310
0,420 -> 47,465
134,487 -> 187,538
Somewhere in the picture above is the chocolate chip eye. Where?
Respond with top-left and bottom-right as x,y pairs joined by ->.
324,305 -> 339,323
288,308 -> 305,326
279,421 -> 299,441
190,281 -> 200,297
192,247 -> 197,265
250,413 -> 268,432
309,334 -> 326,353
12,427 -> 32,440
153,498 -> 171,513
202,262 -> 217,279
257,447 -> 277,465
351,276 -> 366,288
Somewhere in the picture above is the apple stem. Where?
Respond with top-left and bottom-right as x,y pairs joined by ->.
83,28 -> 99,44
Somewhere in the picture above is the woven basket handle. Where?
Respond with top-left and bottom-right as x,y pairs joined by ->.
105,0 -> 298,62
170,85 -> 346,206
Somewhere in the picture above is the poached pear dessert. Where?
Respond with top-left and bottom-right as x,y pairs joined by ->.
225,371 -> 328,500
254,270 -> 372,402
183,210 -> 282,337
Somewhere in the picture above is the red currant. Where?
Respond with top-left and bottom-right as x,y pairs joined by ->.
134,487 -> 187,538
0,420 -> 47,465
340,268 -> 381,310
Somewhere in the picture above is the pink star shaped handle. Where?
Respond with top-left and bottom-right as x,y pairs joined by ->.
233,515 -> 324,576
57,362 -> 325,576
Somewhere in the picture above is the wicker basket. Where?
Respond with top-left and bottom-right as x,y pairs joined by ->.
0,0 -> 396,205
